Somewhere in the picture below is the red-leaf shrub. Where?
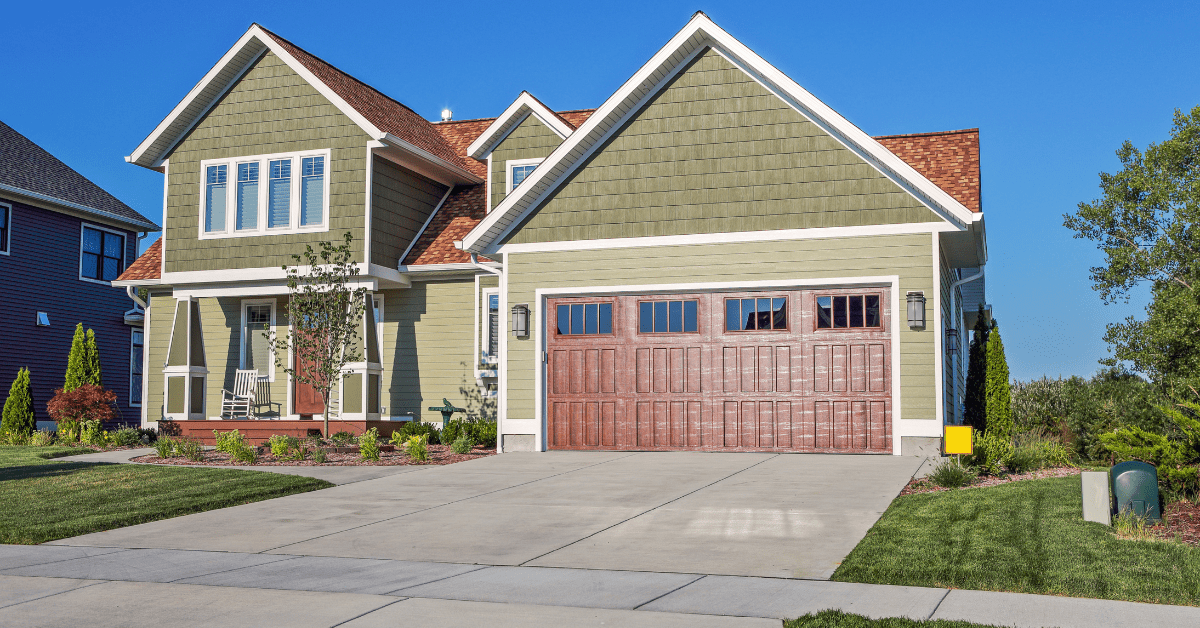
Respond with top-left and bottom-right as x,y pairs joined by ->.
47,385 -> 117,425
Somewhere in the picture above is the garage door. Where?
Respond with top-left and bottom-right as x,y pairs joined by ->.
546,288 -> 891,453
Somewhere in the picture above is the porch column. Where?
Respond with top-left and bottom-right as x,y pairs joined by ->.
162,298 -> 208,420
339,292 -> 382,420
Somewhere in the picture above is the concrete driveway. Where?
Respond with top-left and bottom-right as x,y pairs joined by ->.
53,451 -> 922,579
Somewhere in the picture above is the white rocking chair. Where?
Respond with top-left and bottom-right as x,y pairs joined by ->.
221,370 -> 259,419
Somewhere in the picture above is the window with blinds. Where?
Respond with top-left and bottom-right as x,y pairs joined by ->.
243,303 -> 273,375
199,150 -> 328,238
488,294 -> 499,357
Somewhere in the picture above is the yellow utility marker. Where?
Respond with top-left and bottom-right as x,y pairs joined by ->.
944,425 -> 973,455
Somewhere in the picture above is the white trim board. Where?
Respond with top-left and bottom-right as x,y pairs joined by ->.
467,92 -> 573,158
494,222 -> 955,254
460,13 -> 980,254
504,158 -> 544,198
521,274 -> 925,455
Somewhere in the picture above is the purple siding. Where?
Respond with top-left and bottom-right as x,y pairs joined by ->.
0,196 -> 143,428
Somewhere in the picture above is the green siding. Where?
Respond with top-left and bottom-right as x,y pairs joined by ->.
504,233 -> 938,425
504,49 -> 940,245
163,51 -> 372,272
344,374 -> 363,414
379,280 -> 478,424
371,156 -> 448,267
147,293 -> 173,420
166,300 -> 188,367
490,115 -> 562,211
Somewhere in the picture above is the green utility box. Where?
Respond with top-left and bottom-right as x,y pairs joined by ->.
1110,461 -> 1161,522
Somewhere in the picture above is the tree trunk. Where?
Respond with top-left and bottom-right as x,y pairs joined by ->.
322,391 -> 330,438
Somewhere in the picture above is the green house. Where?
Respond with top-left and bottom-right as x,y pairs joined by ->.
116,14 -> 989,454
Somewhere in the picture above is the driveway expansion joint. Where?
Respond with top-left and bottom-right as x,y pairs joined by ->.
631,574 -> 708,610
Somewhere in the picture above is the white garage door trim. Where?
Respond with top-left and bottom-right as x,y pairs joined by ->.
531,274 -> 926,455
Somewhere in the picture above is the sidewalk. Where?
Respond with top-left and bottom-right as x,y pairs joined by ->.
1,544 -> 1196,627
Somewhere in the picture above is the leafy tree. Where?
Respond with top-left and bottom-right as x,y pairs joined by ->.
962,306 -> 991,431
1064,106 -> 1200,390
1,368 -> 36,437
268,233 -> 366,437
47,385 -> 117,426
85,328 -> 102,387
985,323 -> 1013,441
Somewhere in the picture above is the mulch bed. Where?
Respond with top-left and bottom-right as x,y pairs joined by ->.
131,444 -> 495,467
900,465 -> 1200,547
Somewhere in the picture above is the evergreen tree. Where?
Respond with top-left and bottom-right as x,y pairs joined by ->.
962,306 -> 991,431
64,323 -> 88,392
1,368 -> 36,436
985,322 -> 1013,440
84,328 -> 102,387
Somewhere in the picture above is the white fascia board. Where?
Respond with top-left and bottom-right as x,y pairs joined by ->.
112,278 -> 163,287
173,279 -> 378,299
398,262 -> 502,274
461,13 -> 978,253
162,263 -> 392,286
467,92 -> 573,158
378,133 -> 482,185
491,222 -> 956,255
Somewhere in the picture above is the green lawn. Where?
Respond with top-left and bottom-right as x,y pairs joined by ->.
0,445 -> 333,544
832,475 -> 1200,606
786,610 -> 1004,628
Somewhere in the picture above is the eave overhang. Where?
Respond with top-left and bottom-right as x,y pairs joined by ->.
466,92 -> 574,159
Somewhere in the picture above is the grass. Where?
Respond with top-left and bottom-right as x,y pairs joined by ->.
786,610 -> 1005,628
832,475 -> 1200,606
0,445 -> 333,544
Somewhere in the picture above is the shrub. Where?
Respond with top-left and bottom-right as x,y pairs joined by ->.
47,385 -> 116,429
450,433 -> 475,454
3,430 -> 30,446
359,428 -> 380,461
928,458 -> 977,488
29,429 -> 55,447
471,419 -> 498,448
404,434 -> 428,462
80,420 -> 108,447
109,426 -> 142,447
442,418 -> 467,445
312,448 -> 328,464
268,434 -> 301,458
154,436 -> 175,458
214,430 -> 247,454
396,420 -> 441,445
330,431 -> 355,446
56,419 -> 81,443
1,368 -> 36,438
138,427 -> 157,444
177,438 -> 204,462
1012,377 -> 1070,434
229,441 -> 258,464
965,430 -> 1014,476
1006,429 -> 1072,473
1159,465 -> 1200,502
985,324 -> 1013,441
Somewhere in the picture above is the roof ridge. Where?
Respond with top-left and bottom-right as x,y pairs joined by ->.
873,128 -> 979,140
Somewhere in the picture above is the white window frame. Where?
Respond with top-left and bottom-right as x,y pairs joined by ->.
481,288 -> 500,364
239,299 -> 277,381
199,148 -> 331,239
372,294 -> 384,359
505,158 -> 543,195
0,201 -> 11,255
129,328 -> 144,407
78,222 -> 126,285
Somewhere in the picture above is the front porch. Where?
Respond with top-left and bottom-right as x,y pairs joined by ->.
161,419 -> 406,445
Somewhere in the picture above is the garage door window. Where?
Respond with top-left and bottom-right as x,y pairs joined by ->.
725,297 -> 786,332
817,294 -> 881,329
557,302 -> 613,335
639,300 -> 698,333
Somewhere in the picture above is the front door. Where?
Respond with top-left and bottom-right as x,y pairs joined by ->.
294,354 -> 324,415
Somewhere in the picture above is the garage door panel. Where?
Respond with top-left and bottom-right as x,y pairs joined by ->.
547,289 -> 890,453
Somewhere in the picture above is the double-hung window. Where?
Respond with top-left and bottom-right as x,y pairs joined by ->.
0,202 -> 10,254
80,225 -> 125,282
130,329 -> 144,407
201,150 -> 329,238
241,301 -> 274,379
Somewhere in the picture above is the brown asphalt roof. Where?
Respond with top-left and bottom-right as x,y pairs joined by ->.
116,238 -> 162,282
875,128 -> 982,213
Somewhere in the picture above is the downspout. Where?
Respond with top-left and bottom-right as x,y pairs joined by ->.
949,267 -> 984,424
126,286 -> 148,309
469,252 -> 502,276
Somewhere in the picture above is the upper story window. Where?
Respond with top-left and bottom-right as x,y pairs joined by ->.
0,202 -> 10,254
80,224 -> 125,283
725,297 -> 787,332
200,149 -> 329,239
640,300 -> 698,333
506,158 -> 542,194
817,294 -> 881,329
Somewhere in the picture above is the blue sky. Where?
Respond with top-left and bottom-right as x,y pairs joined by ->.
2,1 -> 1197,381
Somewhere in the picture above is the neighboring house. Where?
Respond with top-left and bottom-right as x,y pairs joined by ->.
116,13 -> 988,454
0,121 -> 160,428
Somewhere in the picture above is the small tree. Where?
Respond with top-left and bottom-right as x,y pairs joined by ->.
47,384 -> 117,426
2,368 -> 36,437
64,323 -> 88,391
85,328 -> 102,387
962,306 -> 991,431
985,322 -> 1013,441
269,233 -> 366,437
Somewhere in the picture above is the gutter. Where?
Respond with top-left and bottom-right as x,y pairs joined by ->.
948,267 -> 985,425
469,253 -> 502,277
0,182 -> 160,232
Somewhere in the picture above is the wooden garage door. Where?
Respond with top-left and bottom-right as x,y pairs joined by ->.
546,288 -> 891,453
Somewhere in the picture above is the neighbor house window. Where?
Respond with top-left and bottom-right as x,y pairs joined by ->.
130,328 -> 144,407
506,158 -> 542,194
200,149 -> 329,238
241,301 -> 274,379
0,202 -> 10,253
640,300 -> 698,333
557,302 -> 613,335
725,297 -> 787,331
817,294 -> 881,329
80,225 -> 124,282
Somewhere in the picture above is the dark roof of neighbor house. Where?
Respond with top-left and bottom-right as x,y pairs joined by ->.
116,238 -> 162,282
0,120 -> 159,231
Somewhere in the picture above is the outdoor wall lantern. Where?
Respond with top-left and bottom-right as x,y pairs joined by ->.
945,328 -> 959,354
511,304 -> 530,338
906,292 -> 926,329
